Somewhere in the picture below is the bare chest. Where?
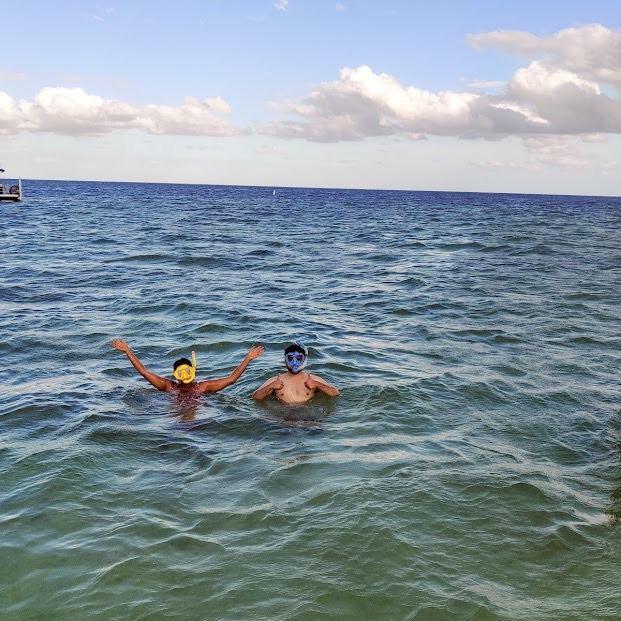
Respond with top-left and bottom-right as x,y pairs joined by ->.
274,375 -> 315,404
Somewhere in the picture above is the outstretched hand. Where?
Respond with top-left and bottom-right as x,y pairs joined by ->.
111,338 -> 131,353
246,345 -> 264,361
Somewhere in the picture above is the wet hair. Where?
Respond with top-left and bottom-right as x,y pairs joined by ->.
173,358 -> 192,370
284,343 -> 307,356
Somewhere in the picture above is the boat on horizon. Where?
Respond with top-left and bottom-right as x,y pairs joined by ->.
0,166 -> 23,201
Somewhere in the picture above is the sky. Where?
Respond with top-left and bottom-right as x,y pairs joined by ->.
1,0 -> 621,195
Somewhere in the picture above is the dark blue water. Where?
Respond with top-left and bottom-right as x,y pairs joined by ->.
1,180 -> 620,620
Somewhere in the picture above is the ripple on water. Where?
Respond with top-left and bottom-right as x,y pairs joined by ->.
1,182 -> 620,620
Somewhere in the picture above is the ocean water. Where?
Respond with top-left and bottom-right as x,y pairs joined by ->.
1,180 -> 620,620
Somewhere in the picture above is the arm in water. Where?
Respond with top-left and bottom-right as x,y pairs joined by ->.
304,373 -> 340,397
111,338 -> 173,392
197,345 -> 264,394
251,376 -> 284,400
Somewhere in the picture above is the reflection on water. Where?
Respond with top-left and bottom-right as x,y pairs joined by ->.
171,393 -> 201,422
259,399 -> 332,428
164,390 -> 332,427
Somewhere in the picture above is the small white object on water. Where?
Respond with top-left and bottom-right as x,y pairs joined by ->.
0,167 -> 23,202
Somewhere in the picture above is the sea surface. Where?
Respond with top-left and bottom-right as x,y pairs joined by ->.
1,180 -> 620,620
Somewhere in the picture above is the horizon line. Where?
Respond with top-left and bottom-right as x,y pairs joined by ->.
5,176 -> 621,199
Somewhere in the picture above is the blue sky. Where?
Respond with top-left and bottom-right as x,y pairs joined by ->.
2,1 -> 621,194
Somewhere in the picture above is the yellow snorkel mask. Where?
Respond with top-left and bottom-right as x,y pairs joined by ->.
173,351 -> 197,384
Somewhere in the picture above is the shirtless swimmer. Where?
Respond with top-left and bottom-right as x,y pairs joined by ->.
111,339 -> 263,394
252,343 -> 339,404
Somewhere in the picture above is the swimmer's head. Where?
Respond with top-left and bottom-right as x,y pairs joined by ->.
173,357 -> 196,384
284,343 -> 307,374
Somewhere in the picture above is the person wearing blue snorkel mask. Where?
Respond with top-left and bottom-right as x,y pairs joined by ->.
252,343 -> 339,404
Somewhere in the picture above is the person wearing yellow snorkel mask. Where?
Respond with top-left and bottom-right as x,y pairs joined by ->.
111,338 -> 264,393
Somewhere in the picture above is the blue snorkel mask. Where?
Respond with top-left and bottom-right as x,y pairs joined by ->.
285,345 -> 307,374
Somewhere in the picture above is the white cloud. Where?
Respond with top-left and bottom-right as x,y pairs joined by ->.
262,65 -> 555,141
509,61 -> 601,97
489,100 -> 548,126
468,24 -> 621,87
0,87 -> 238,136
472,135 -> 593,171
506,60 -> 621,134
274,0 -> 289,11
523,135 -> 589,168
336,3 -> 347,11
262,24 -> 621,152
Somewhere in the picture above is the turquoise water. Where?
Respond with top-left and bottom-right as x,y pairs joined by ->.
1,181 -> 620,620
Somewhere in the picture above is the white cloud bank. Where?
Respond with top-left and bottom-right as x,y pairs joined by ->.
0,87 -> 237,136
2,23 -> 620,173
263,64 -> 551,141
263,24 -> 621,144
468,24 -> 621,87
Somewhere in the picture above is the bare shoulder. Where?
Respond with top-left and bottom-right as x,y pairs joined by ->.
162,379 -> 178,392
257,374 -> 279,388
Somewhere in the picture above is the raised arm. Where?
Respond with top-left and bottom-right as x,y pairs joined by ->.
251,376 -> 284,400
111,339 -> 172,392
197,345 -> 264,394
304,373 -> 340,397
